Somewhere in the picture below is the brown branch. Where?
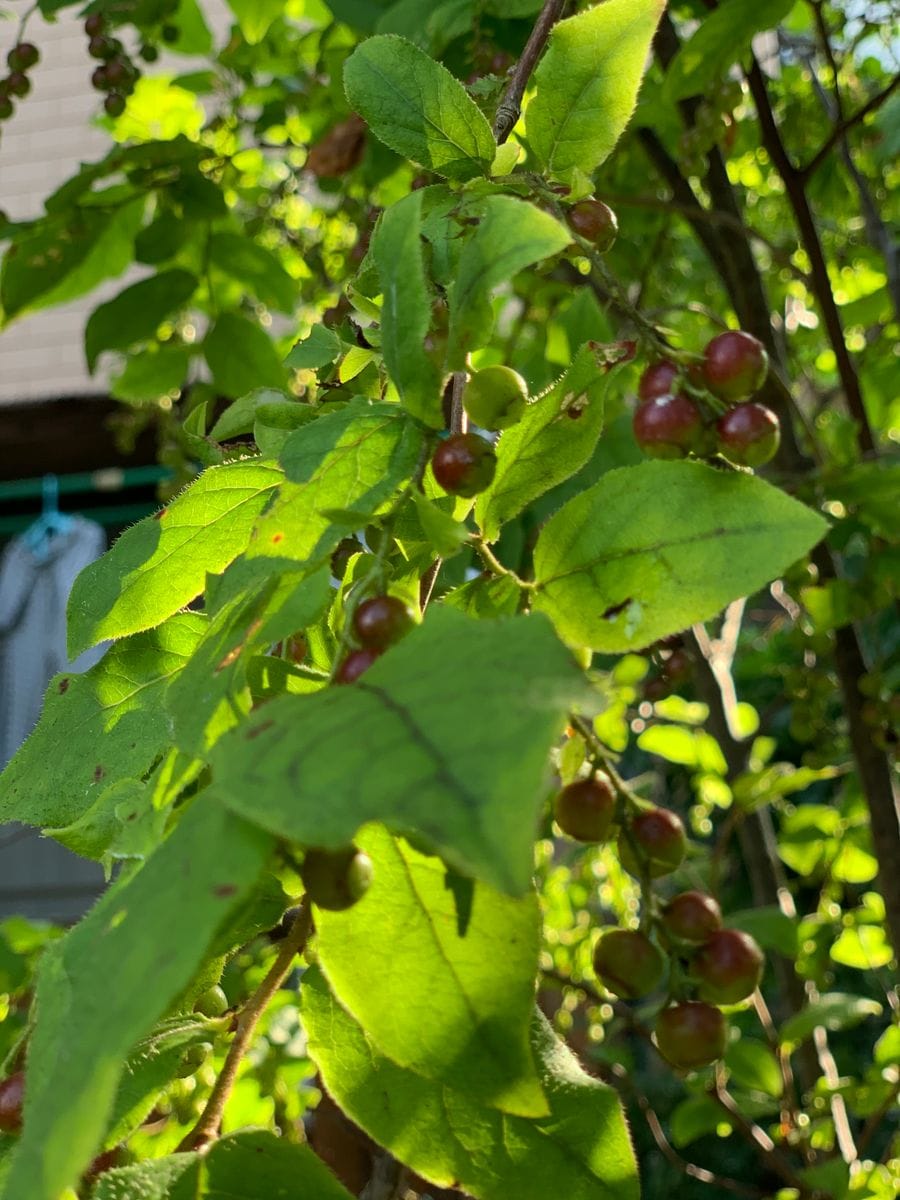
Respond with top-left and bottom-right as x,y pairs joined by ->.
179,900 -> 313,1151
493,0 -> 568,144
744,55 -> 875,456
801,74 -> 900,179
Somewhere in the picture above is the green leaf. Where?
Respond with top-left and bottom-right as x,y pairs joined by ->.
532,461 -> 828,651
225,0 -> 286,44
728,907 -> 799,958
662,0 -> 797,105
208,232 -> 298,313
0,615 -> 203,833
204,312 -> 288,397
211,609 -> 587,894
67,461 -> 282,656
302,969 -> 638,1200
476,343 -> 612,541
725,1039 -> 783,1098
317,827 -> 545,1117
166,562 -> 331,754
343,35 -> 496,180
780,994 -> 883,1047
830,925 -> 895,970
373,191 -> 443,427
93,1131 -> 355,1199
84,270 -> 197,371
46,777 -> 166,869
1,200 -> 144,322
412,491 -> 470,556
447,196 -> 571,366
285,324 -> 343,369
0,804 -> 272,1200
209,388 -> 292,441
525,0 -> 665,178
249,399 -> 423,566
110,344 -> 192,404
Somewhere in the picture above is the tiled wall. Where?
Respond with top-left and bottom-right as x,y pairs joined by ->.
0,3 -> 231,405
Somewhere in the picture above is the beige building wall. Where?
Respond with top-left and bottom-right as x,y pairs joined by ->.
0,3 -> 231,406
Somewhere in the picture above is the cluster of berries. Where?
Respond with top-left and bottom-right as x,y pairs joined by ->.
84,12 -> 146,117
0,42 -> 40,125
555,773 -> 764,1070
334,593 -> 415,684
634,330 -> 781,467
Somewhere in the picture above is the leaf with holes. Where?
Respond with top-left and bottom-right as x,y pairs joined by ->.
532,461 -> 828,651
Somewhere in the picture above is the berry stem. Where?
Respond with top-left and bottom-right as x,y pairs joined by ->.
472,537 -> 535,590
178,899 -> 312,1151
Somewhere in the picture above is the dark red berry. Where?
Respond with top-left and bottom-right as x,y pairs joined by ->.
619,807 -> 686,878
633,393 -> 704,459
84,14 -> 105,38
431,432 -> 496,498
703,330 -> 768,401
592,929 -> 666,998
8,43 -> 39,72
661,891 -> 723,943
301,846 -> 373,911
352,595 -> 415,649
88,36 -> 111,59
334,647 -> 382,684
554,775 -> 616,842
716,402 -> 780,467
638,359 -> 679,402
566,199 -> 618,251
104,93 -> 126,117
103,58 -> 130,88
655,1002 -> 727,1069
6,72 -> 30,97
0,1071 -> 24,1133
693,929 -> 764,1004
91,65 -> 111,90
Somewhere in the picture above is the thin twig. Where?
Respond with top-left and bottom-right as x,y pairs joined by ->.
753,991 -> 814,1165
493,0 -> 568,144
606,1064 -> 765,1198
179,900 -> 313,1151
711,1074 -> 810,1193
801,74 -> 900,179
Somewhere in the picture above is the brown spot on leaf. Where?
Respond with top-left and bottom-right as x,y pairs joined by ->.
93,765 -> 105,782
271,532 -> 284,544
154,507 -> 167,521
246,719 -> 275,740
214,884 -> 238,898
58,678 -> 70,694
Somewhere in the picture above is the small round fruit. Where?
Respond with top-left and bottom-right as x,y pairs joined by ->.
567,199 -> 618,251
353,595 -> 415,649
194,984 -> 228,1018
88,36 -> 112,59
554,775 -> 616,843
693,929 -> 764,1004
177,1043 -> 212,1077
162,23 -> 180,43
84,14 -> 105,37
662,891 -> 723,943
6,72 -> 30,97
716,402 -> 780,467
463,365 -> 528,431
619,807 -> 687,878
8,43 -> 39,72
140,43 -> 160,63
703,330 -> 768,401
0,1071 -> 24,1133
103,58 -> 130,88
431,432 -> 496,498
301,846 -> 373,911
633,393 -> 704,459
638,359 -> 679,403
104,93 -> 126,117
0,95 -> 13,120
592,929 -> 666,999
655,1002 -> 727,1069
91,65 -> 111,90
334,647 -> 382,684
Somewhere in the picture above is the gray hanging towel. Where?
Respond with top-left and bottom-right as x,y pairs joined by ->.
0,517 -> 107,768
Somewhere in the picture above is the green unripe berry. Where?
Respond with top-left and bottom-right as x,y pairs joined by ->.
194,984 -> 228,1018
463,365 -> 528,431
301,846 -> 373,911
592,929 -> 666,999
